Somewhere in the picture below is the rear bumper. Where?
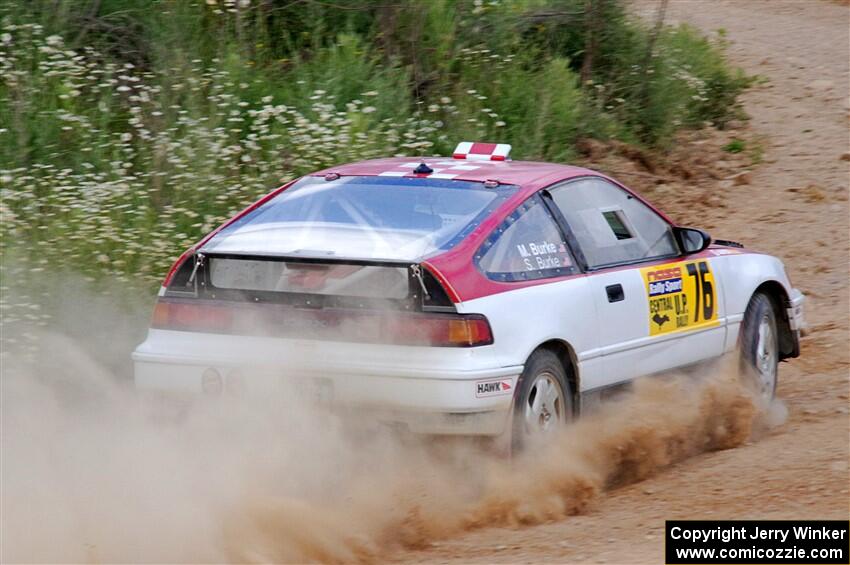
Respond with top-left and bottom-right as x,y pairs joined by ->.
132,330 -> 521,435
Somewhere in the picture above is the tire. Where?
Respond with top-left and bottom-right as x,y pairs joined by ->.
511,349 -> 574,453
739,292 -> 779,402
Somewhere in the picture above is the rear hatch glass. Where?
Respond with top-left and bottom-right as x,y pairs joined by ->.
201,175 -> 515,262
209,258 -> 409,299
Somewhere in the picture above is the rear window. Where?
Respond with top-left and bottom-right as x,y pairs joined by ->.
202,176 -> 515,261
209,258 -> 409,299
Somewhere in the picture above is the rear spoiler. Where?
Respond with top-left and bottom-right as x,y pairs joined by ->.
163,251 -> 456,312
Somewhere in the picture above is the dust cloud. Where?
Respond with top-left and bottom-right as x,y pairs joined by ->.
1,279 -> 785,563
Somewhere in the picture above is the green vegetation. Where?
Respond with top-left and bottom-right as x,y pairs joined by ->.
745,137 -> 765,165
723,138 -> 746,153
0,0 -> 750,290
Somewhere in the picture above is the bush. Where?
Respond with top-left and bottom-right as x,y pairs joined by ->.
0,0 -> 748,289
0,23 -> 451,286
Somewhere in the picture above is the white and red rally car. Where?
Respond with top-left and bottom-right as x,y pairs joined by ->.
133,142 -> 805,448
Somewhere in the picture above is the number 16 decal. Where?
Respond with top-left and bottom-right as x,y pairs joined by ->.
642,259 -> 719,336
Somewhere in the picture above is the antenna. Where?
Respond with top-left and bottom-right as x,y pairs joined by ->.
413,162 -> 433,175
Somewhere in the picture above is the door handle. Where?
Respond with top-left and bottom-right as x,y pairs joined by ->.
606,284 -> 624,303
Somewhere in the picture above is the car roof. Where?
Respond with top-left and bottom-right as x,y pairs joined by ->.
311,157 -> 596,192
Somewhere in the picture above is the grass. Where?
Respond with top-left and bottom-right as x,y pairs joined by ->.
0,0 -> 750,297
723,139 -> 746,153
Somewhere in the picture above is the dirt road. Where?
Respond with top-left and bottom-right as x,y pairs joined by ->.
2,3 -> 846,563
394,2 -> 850,562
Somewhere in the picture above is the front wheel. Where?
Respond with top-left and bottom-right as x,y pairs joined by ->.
511,349 -> 573,453
739,292 -> 779,402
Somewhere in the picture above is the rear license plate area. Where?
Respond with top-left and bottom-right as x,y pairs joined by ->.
293,377 -> 334,406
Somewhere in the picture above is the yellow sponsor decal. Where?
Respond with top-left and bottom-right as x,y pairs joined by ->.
641,259 -> 719,336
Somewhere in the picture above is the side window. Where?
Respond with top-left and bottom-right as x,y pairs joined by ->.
476,195 -> 575,281
550,178 -> 678,268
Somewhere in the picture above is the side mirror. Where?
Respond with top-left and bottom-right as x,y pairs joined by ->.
674,226 -> 712,254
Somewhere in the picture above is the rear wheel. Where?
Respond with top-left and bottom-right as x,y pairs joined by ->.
740,292 -> 779,402
511,349 -> 573,453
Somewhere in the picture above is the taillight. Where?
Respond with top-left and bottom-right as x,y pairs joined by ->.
149,300 -> 493,347
384,313 -> 493,347
428,315 -> 493,347
151,301 -> 233,332
450,317 -> 492,345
